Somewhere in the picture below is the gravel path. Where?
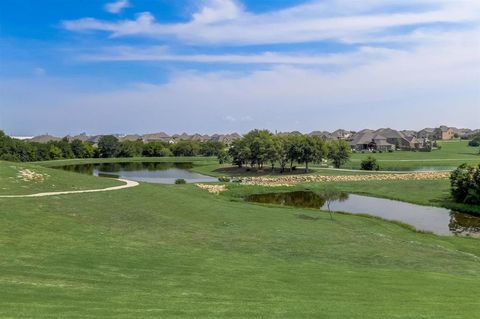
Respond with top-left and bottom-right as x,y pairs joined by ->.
0,179 -> 139,198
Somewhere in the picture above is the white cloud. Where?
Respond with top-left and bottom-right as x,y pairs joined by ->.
104,0 -> 130,14
2,28 -> 479,134
192,0 -> 244,24
77,45 -> 397,66
64,0 -> 480,45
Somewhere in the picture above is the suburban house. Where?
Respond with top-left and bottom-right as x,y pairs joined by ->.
142,132 -> 172,143
121,134 -> 143,142
349,128 -> 426,151
349,131 -> 395,151
434,126 -> 455,140
330,129 -> 353,140
418,126 -> 456,140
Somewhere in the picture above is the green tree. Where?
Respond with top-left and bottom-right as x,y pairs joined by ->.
97,135 -> 120,158
450,164 -> 480,205
266,136 -> 282,171
171,140 -> 201,156
242,129 -> 273,168
298,136 -> 327,172
229,138 -> 250,168
70,139 -> 94,158
48,145 -> 63,160
328,140 -> 352,168
216,149 -> 230,164
200,141 -> 226,157
143,141 -> 171,157
117,140 -> 143,157
285,134 -> 303,171
360,156 -> 380,171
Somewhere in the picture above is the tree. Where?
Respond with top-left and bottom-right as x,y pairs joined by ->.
70,139 -> 94,158
242,129 -> 273,168
322,189 -> 349,220
276,136 -> 290,173
200,141 -> 226,157
216,149 -> 230,164
48,145 -> 63,160
360,156 -> 380,171
97,135 -> 120,158
143,141 -> 171,157
171,140 -> 200,156
55,137 -> 74,159
229,138 -> 250,168
328,140 -> 352,168
450,164 -> 480,205
117,140 -> 143,157
285,134 -> 303,171
298,136 -> 327,172
266,136 -> 282,171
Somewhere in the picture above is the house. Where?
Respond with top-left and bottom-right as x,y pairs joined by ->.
309,131 -> 331,139
330,129 -> 352,140
29,134 -> 61,143
417,128 -> 436,139
374,128 -> 415,149
121,134 -> 143,142
142,132 -> 171,143
434,126 -> 455,140
349,131 -> 394,151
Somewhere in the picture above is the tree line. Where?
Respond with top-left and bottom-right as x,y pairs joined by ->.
0,131 -> 225,161
227,129 -> 351,172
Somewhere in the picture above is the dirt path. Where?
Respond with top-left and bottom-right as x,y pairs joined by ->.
0,179 -> 139,198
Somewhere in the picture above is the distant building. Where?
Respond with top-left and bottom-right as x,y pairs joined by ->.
434,126 -> 455,140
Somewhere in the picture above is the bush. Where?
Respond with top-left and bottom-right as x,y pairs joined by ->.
218,176 -> 231,182
361,156 -> 380,171
388,149 -> 394,153
468,139 -> 480,147
175,178 -> 186,184
450,164 -> 480,205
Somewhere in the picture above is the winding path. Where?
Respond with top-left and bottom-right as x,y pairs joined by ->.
0,179 -> 139,198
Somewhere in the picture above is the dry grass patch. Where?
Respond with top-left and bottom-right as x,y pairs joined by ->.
239,172 -> 450,186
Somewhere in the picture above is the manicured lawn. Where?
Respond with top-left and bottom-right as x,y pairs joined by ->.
0,160 -> 122,195
1,160 -> 480,318
345,140 -> 480,170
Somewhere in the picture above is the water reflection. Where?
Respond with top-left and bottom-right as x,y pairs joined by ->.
56,162 -> 217,184
247,191 -> 480,237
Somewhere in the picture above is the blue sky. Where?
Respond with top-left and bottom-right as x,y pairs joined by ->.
0,0 -> 479,136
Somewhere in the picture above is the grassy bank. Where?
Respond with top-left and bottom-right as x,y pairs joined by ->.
0,160 -> 480,317
0,160 -> 122,195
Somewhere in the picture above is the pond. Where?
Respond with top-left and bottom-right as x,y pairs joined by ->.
56,162 -> 217,184
246,191 -> 480,237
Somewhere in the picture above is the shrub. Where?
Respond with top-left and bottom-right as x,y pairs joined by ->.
361,156 -> 380,171
175,178 -> 186,184
450,164 -> 480,205
388,149 -> 394,153
468,139 -> 480,147
218,176 -> 231,182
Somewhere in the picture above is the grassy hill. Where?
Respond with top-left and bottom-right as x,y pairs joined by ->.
1,160 -> 479,318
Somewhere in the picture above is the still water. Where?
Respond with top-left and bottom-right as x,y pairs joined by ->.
56,162 -> 217,184
246,191 -> 480,236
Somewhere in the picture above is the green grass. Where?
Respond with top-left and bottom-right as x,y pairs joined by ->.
346,140 -> 480,170
0,160 -> 122,195
1,160 -> 480,318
